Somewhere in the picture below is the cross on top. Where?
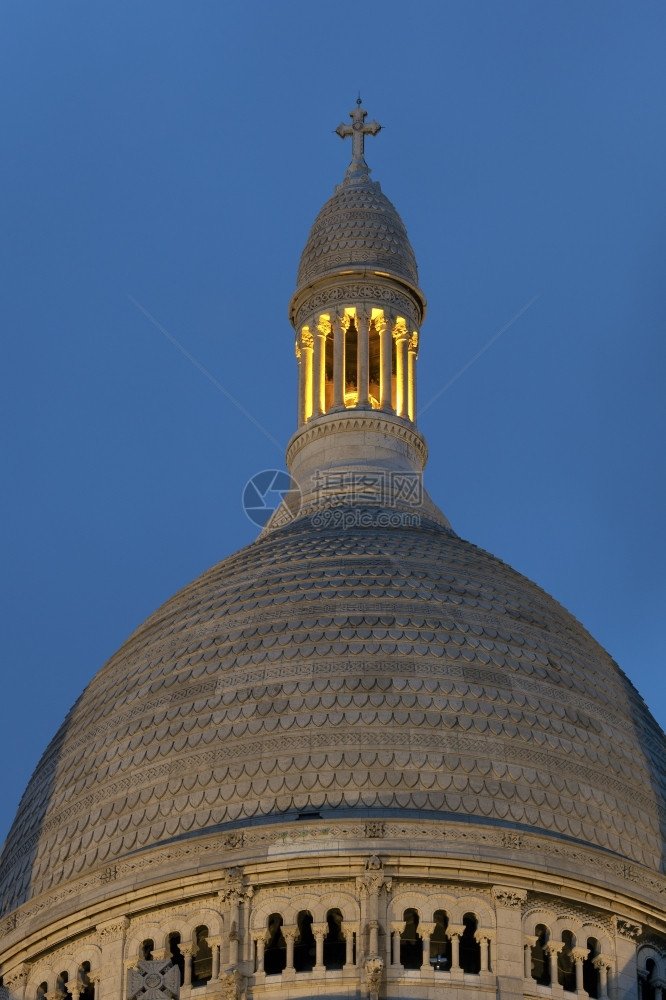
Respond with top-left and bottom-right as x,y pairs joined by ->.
336,97 -> 381,166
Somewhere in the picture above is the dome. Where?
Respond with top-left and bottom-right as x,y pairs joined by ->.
2,510 -> 664,917
295,175 -> 420,293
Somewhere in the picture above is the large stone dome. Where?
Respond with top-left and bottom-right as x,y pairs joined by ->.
2,104 -> 665,1000
2,510 -> 664,919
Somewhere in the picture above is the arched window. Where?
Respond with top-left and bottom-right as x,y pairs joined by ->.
400,908 -> 423,970
368,318 -> 381,409
36,982 -> 48,1000
429,909 -> 452,972
558,931 -> 576,993
264,913 -> 286,975
643,959 -> 657,1000
56,973 -> 71,1000
294,910 -> 315,973
140,940 -> 154,961
344,319 -> 358,406
531,924 -> 550,985
77,963 -> 94,1000
323,908 -> 346,970
583,938 -> 599,999
459,913 -> 480,974
192,926 -> 213,987
168,932 -> 185,985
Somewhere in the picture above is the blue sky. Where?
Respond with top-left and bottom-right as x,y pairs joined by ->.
1,1 -> 664,843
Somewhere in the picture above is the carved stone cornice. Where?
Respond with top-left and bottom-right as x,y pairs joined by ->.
286,410 -> 428,468
96,916 -> 129,944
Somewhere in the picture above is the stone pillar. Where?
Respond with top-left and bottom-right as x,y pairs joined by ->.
97,917 -> 129,1000
357,310 -> 370,408
181,945 -> 193,988
283,927 -> 296,971
254,935 -> 265,974
615,920 -> 641,1000
419,923 -> 435,970
344,928 -> 355,968
313,923 -> 327,972
449,927 -> 463,974
301,329 -> 314,422
477,934 -> 490,973
212,939 -> 221,980
90,975 -> 101,1000
390,922 -> 402,966
218,867 -> 254,973
295,342 -> 304,426
572,948 -> 588,994
407,332 -> 418,421
356,861 -> 392,962
313,317 -> 328,416
594,956 -> 612,1000
378,314 -> 393,412
524,938 -> 537,979
491,886 -> 527,1000
332,313 -> 346,410
394,326 -> 409,418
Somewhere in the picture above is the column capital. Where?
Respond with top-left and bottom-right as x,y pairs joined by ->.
419,922 -> 436,939
389,921 -> 403,934
593,955 -> 614,971
448,924 -> 465,939
571,947 -> 590,963
476,930 -> 495,944
312,922 -> 328,938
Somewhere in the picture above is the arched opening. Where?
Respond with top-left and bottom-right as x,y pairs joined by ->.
140,940 -> 154,961
557,931 -> 576,993
264,913 -> 286,975
168,932 -> 185,985
459,913 -> 481,974
324,325 -> 334,412
643,959 -> 657,1000
56,973 -> 71,1000
77,963 -> 94,1000
192,926 -> 213,987
368,318 -> 381,408
400,908 -> 423,970
429,909 -> 451,972
531,925 -> 551,985
324,908 -> 346,970
344,319 -> 358,406
583,938 -> 599,998
294,910 -> 315,973
36,983 -> 48,1000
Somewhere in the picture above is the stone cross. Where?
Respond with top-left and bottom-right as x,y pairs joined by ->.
336,97 -> 381,164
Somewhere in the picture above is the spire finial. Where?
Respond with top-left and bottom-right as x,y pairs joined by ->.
335,100 -> 381,178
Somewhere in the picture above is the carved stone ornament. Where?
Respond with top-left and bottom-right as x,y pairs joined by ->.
127,961 -> 180,1000
3,966 -> 29,994
491,886 -> 527,908
218,866 -> 253,905
365,957 -> 384,999
365,822 -> 385,839
97,915 -> 129,944
616,918 -> 642,942
356,872 -> 392,897
365,854 -> 383,870
219,969 -> 245,1000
